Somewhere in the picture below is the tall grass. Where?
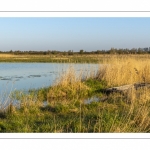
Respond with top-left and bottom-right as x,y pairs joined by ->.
47,67 -> 90,100
96,56 -> 150,87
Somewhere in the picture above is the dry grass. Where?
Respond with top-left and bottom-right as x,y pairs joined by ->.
47,67 -> 90,100
0,54 -> 16,57
96,55 -> 150,87
1,53 -> 150,63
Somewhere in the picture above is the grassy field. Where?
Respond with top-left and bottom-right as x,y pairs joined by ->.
1,53 -> 150,63
0,53 -> 101,63
0,54 -> 150,132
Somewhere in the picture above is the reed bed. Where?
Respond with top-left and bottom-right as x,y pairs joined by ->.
0,55 -> 150,132
96,55 -> 150,87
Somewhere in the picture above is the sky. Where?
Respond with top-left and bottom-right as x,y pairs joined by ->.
0,17 -> 150,52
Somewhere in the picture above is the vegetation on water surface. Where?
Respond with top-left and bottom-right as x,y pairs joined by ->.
0,55 -> 150,132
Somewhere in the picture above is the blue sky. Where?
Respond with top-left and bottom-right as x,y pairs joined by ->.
0,17 -> 150,52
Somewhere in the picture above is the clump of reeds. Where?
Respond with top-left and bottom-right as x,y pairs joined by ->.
96,56 -> 150,87
88,56 -> 150,132
47,67 -> 90,100
111,87 -> 150,132
0,83 -> 16,114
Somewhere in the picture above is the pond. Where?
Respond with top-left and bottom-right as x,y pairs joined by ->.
0,63 -> 99,94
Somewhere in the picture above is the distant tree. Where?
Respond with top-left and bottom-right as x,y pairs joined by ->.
51,50 -> 57,54
109,47 -> 116,54
124,48 -> 130,54
43,51 -> 47,55
47,50 -> 51,55
117,49 -> 123,54
68,50 -> 74,55
63,51 -> 67,55
137,48 -> 143,54
130,48 -> 137,54
79,49 -> 84,54
95,50 -> 100,54
9,50 -> 13,53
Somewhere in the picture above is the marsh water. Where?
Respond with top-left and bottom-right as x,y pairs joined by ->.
0,63 -> 99,93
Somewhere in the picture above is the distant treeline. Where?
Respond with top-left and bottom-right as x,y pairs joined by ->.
1,47 -> 150,55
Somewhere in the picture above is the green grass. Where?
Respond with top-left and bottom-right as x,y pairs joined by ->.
0,54 -> 104,63
0,77 -> 150,133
